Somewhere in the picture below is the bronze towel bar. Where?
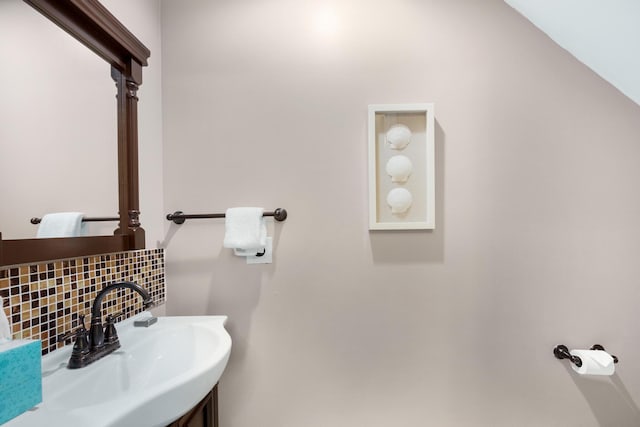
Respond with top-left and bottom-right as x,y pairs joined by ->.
31,216 -> 119,224
166,208 -> 288,225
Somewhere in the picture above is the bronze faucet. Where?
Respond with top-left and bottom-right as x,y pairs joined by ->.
65,281 -> 154,369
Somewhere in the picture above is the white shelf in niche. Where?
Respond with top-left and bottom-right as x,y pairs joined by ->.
368,103 -> 435,230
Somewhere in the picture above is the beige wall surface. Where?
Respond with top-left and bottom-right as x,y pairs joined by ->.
161,0 -> 640,426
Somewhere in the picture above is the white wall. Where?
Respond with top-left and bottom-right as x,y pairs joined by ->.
161,0 -> 640,426
505,0 -> 640,106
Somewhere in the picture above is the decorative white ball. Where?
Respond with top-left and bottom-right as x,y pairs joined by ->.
386,188 -> 413,214
385,155 -> 413,183
385,124 -> 412,150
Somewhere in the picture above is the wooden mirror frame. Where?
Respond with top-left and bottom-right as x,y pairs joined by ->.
0,0 -> 150,266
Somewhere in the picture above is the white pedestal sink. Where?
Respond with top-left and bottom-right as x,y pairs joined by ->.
5,312 -> 232,427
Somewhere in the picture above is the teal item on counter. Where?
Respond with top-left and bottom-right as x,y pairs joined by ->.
0,340 -> 42,424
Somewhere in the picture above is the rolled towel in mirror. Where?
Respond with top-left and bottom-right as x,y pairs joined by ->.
36,212 -> 86,238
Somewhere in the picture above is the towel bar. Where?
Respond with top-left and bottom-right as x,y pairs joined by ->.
31,216 -> 119,224
166,208 -> 288,225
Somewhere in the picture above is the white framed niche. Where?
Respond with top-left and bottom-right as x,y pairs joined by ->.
368,103 -> 435,230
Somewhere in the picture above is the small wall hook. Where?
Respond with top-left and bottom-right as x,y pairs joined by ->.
553,344 -> 582,367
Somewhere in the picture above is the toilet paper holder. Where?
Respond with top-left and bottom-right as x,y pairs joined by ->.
553,344 -> 619,367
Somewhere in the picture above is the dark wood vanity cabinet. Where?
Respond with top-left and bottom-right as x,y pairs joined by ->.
167,384 -> 219,427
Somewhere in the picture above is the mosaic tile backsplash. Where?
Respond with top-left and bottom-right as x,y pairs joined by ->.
0,249 -> 165,355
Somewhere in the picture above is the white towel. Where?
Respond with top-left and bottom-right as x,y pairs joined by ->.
36,212 -> 86,238
223,207 -> 266,256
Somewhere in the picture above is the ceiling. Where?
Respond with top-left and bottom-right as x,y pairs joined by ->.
505,0 -> 640,106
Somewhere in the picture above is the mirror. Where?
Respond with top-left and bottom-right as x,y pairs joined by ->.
0,0 -> 118,240
0,0 -> 150,266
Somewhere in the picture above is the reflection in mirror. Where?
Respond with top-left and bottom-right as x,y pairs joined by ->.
0,0 -> 118,240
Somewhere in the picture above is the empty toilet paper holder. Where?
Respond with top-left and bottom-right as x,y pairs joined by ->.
554,344 -> 619,367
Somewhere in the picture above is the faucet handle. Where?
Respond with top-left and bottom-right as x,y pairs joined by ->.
57,314 -> 87,343
58,315 -> 90,369
104,312 -> 123,345
71,327 -> 90,356
67,318 -> 91,369
57,330 -> 76,343
107,311 -> 124,321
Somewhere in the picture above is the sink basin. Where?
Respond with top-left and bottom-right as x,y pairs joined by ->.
5,312 -> 231,427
